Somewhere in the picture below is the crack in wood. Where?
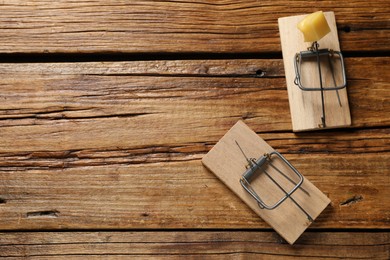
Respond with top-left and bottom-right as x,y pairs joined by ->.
0,143 -> 214,169
0,129 -> 389,170
26,210 -> 60,218
0,198 -> 6,204
340,195 -> 363,206
0,112 -> 153,121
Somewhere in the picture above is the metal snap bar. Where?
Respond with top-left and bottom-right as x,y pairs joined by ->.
236,141 -> 313,222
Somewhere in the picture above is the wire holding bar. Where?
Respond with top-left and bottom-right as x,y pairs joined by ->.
327,50 -> 342,107
314,42 -> 326,127
235,141 -> 313,222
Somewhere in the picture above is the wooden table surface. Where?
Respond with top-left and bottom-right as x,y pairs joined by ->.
0,1 -> 389,258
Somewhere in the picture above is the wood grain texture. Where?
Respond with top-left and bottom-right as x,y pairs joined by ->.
0,0 -> 388,256
0,0 -> 389,54
0,231 -> 388,259
0,58 -> 388,134
0,59 -> 388,230
0,152 -> 388,230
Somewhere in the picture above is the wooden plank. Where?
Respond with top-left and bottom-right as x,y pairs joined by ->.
202,121 -> 330,244
0,58 -> 388,134
0,144 -> 388,230
279,12 -> 351,131
0,1 -> 388,54
0,59 -> 388,230
0,231 -> 388,259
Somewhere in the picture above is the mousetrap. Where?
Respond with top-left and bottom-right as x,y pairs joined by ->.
202,121 -> 330,244
278,11 -> 351,131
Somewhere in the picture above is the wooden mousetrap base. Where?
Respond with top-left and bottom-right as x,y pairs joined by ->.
278,12 -> 351,132
202,121 -> 330,244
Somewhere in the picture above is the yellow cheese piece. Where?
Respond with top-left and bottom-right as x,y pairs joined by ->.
297,11 -> 331,42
